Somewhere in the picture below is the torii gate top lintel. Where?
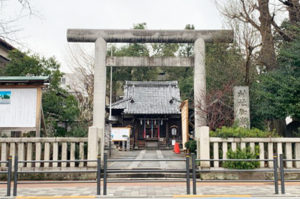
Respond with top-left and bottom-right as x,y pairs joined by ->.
67,29 -> 233,43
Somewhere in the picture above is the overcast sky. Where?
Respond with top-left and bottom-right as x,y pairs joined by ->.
5,0 -> 225,72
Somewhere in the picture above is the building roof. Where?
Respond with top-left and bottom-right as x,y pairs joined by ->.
0,76 -> 49,85
111,81 -> 181,115
0,38 -> 15,51
0,39 -> 15,65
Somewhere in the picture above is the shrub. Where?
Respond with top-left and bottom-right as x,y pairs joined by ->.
223,147 -> 259,169
210,126 -> 279,138
185,140 -> 197,154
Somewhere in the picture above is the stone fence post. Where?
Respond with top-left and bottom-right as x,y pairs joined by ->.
196,126 -> 210,168
88,126 -> 101,167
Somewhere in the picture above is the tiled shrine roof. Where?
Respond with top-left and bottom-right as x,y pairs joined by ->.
111,81 -> 181,115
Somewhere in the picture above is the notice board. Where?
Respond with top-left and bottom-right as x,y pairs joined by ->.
180,100 -> 189,149
0,88 -> 37,127
111,127 -> 131,141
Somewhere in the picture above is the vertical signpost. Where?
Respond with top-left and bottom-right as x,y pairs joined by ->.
180,100 -> 189,150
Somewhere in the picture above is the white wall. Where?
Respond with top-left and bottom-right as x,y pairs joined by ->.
0,88 -> 37,127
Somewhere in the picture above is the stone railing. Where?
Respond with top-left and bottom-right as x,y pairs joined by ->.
210,137 -> 300,169
196,127 -> 300,169
0,137 -> 88,169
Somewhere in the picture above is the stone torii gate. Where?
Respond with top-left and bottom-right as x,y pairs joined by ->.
67,29 -> 233,166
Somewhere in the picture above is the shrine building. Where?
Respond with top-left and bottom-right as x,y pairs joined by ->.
109,81 -> 182,149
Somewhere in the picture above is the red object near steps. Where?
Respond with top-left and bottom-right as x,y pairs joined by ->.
174,142 -> 180,154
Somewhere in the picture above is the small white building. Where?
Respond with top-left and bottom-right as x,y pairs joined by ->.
0,76 -> 49,137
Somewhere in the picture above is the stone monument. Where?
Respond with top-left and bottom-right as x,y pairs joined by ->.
233,86 -> 250,128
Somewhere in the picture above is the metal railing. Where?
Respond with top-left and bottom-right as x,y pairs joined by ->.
190,154 -> 281,195
7,156 -> 100,196
2,154 -> 299,197
279,154 -> 300,194
102,153 -> 189,195
0,157 -> 12,196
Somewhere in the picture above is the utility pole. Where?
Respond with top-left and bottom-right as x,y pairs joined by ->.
109,48 -> 113,120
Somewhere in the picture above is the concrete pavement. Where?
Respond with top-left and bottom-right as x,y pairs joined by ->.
1,150 -> 299,198
108,150 -> 185,170
0,181 -> 299,198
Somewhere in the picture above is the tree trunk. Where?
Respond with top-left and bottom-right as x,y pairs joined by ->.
245,55 -> 250,85
269,119 -> 287,136
258,0 -> 277,70
245,45 -> 254,85
287,0 -> 300,23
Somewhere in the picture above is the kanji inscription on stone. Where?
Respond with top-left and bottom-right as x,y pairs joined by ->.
233,86 -> 250,128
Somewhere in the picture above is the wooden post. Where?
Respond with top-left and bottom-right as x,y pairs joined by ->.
35,87 -> 43,137
180,100 -> 189,150
134,120 -> 139,149
166,120 -> 169,147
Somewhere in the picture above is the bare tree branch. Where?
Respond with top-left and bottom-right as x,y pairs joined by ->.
240,0 -> 261,31
65,44 -> 95,124
278,0 -> 300,23
271,12 -> 293,41
0,0 -> 33,41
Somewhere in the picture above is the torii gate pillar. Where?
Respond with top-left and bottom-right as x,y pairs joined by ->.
194,38 -> 210,166
91,37 -> 107,163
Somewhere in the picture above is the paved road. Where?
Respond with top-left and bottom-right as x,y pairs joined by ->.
0,182 -> 299,198
1,151 -> 299,198
10,197 -> 300,199
108,150 -> 185,170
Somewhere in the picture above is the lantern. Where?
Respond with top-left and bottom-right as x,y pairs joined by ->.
171,127 -> 177,136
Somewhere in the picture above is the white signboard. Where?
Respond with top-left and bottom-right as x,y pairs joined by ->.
0,88 -> 37,127
172,139 -> 176,146
111,127 -> 130,141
